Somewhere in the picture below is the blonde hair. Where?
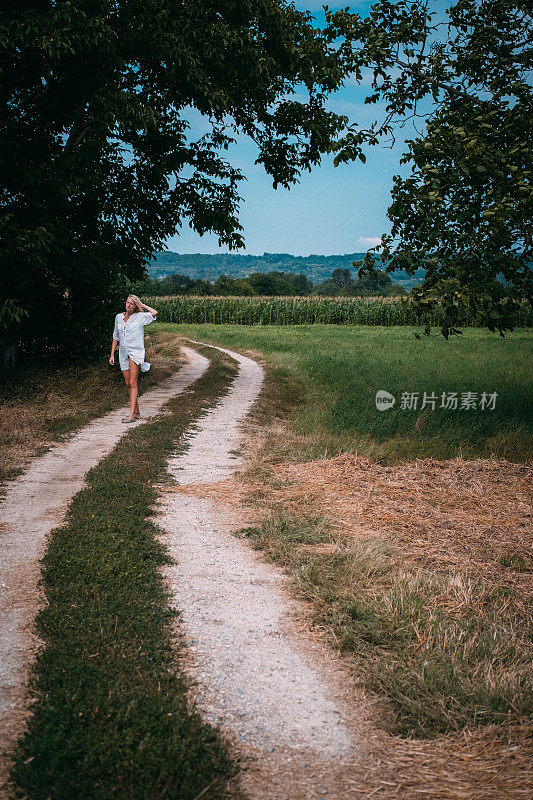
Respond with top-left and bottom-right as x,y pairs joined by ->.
127,294 -> 143,314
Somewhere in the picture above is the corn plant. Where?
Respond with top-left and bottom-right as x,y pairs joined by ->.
145,295 -> 533,328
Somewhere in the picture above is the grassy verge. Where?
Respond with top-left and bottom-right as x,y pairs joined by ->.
0,329 -> 183,487
10,343 -> 243,800
165,324 -> 533,464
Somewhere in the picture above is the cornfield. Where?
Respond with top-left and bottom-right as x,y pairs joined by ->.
145,295 -> 533,327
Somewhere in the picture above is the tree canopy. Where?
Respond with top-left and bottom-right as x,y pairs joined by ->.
0,0 -> 345,354
3,0 -> 531,349
327,0 -> 532,337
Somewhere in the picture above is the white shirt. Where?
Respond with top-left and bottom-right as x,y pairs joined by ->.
113,311 -> 155,367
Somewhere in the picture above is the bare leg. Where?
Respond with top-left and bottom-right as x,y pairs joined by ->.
121,367 -> 130,405
126,358 -> 141,420
121,364 -> 140,421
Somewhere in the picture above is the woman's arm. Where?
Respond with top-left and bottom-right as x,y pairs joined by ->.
109,336 -> 118,365
140,301 -> 158,317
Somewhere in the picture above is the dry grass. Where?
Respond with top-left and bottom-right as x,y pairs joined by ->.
0,331 -> 185,487
345,722 -> 533,799
255,453 -> 533,602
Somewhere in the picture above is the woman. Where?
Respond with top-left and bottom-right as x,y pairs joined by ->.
109,295 -> 158,423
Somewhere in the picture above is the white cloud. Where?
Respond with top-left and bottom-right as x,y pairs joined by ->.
356,236 -> 382,250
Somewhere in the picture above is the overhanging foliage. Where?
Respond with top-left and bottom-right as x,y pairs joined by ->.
0,0 -> 345,354
327,0 -> 532,337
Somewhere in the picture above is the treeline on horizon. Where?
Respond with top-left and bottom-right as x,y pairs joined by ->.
131,267 -> 409,298
146,250 -> 427,289
150,250 -> 386,279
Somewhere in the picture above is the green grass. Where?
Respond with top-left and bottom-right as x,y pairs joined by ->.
157,324 -> 533,463
11,346 -> 243,800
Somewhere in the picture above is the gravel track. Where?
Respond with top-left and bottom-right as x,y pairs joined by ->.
157,342 -> 367,799
0,348 -> 208,798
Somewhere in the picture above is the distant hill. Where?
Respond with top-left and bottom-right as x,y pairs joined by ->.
147,251 -> 426,290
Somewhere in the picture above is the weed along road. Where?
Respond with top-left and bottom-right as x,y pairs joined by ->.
0,349 -> 208,799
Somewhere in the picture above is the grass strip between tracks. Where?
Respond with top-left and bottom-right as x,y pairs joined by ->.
10,345 -> 241,800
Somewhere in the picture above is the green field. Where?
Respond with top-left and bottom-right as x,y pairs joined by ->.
159,324 -> 533,463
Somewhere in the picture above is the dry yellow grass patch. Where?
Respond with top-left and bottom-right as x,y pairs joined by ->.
170,441 -> 532,597
262,453 -> 533,599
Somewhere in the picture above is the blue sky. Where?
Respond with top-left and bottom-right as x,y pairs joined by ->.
165,2 -> 441,256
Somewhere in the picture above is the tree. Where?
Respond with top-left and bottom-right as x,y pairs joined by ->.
327,0 -> 532,337
355,268 -> 392,295
312,278 -> 339,296
246,271 -> 299,295
313,267 -> 397,296
331,267 -> 355,291
213,274 -> 256,295
0,0 -> 345,355
277,271 -> 314,294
